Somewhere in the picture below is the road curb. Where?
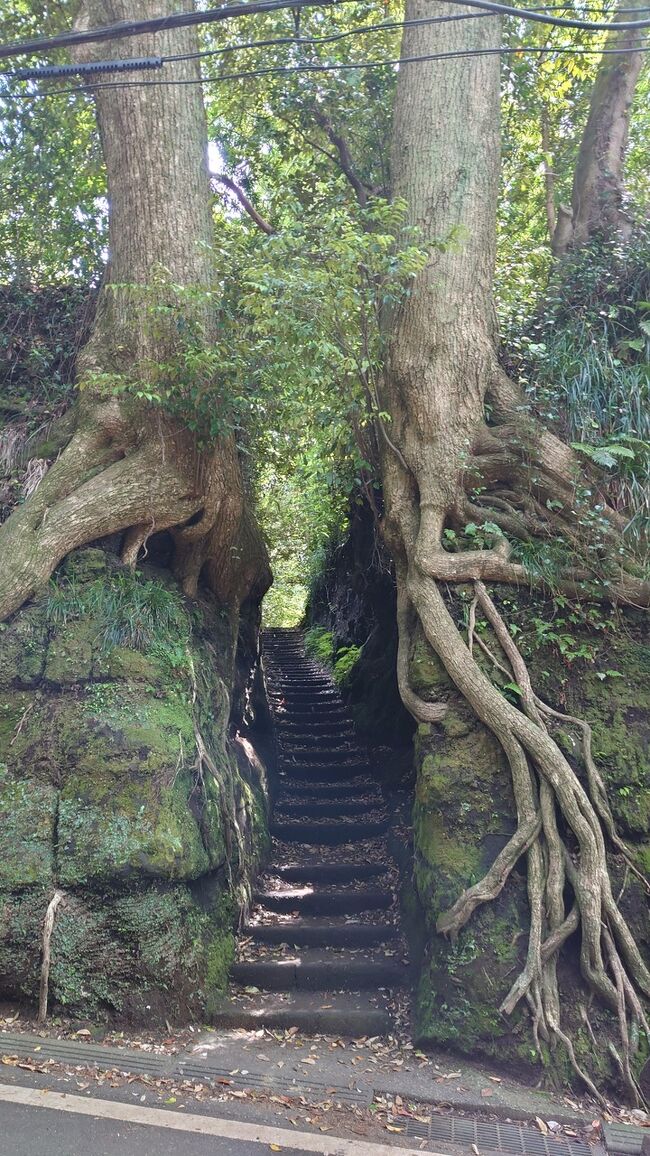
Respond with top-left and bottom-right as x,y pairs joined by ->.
1,1028 -> 644,1155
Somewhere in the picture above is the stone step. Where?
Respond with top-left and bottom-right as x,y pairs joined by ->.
274,799 -> 380,819
271,862 -> 389,885
276,721 -> 355,735
253,886 -> 392,916
271,695 -> 342,709
270,683 -> 339,695
275,702 -> 349,712
212,990 -> 391,1035
245,916 -> 399,948
277,764 -> 370,781
231,948 -> 405,991
270,819 -> 388,844
281,780 -> 375,798
278,746 -> 362,764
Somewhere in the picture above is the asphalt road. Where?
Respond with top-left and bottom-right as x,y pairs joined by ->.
0,1081 -> 435,1156
4,1098 -> 302,1156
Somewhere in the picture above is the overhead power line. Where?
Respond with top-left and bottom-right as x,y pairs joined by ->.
1,0 -> 650,65
164,4 -> 650,66
2,38 -> 648,100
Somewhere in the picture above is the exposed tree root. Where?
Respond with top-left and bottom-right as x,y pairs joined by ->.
38,890 -> 65,1025
402,565 -> 649,1104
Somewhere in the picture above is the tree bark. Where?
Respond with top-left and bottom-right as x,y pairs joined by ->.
553,0 -> 647,255
0,0 -> 270,621
381,0 -> 649,1100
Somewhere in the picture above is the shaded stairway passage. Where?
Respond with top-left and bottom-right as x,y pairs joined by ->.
215,628 -> 408,1037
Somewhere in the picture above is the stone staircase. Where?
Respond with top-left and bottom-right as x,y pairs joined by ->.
214,627 -> 408,1037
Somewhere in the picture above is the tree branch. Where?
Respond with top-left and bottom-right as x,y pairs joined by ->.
210,172 -> 274,236
312,110 -> 370,208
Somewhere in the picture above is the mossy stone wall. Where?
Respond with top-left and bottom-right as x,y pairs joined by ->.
409,609 -> 650,1087
0,548 -> 270,1021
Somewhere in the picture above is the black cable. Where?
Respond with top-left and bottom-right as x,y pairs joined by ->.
6,5 -> 644,80
163,4 -> 650,65
2,38 -> 648,100
0,0 -> 356,64
164,9 -> 492,63
1,0 -> 650,66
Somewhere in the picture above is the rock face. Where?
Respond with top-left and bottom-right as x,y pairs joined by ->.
308,511 -> 650,1089
0,547 -> 270,1021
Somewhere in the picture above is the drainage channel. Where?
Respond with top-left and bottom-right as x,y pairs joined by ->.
401,1116 -> 605,1156
0,1032 -> 625,1156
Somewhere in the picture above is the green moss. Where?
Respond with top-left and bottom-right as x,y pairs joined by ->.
409,635 -> 453,697
204,931 -> 236,1008
0,605 -> 48,686
0,545 -> 272,1021
107,647 -> 166,683
0,691 -> 34,762
415,811 -> 481,880
44,620 -> 94,684
58,767 -> 211,885
62,548 -> 110,582
0,766 -> 57,887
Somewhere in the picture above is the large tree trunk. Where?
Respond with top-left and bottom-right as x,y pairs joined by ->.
0,0 -> 270,621
382,0 -> 649,1102
552,0 -> 647,255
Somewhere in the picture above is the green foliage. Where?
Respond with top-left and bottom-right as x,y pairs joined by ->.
46,567 -> 191,655
505,232 -> 650,562
333,644 -> 361,687
304,626 -> 334,664
304,627 -> 360,686
0,2 -> 106,282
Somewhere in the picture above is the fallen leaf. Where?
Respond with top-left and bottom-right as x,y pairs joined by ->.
488,1076 -> 501,1082
385,1125 -> 403,1133
481,1088 -> 494,1098
269,1145 -> 282,1151
472,1144 -> 480,1156
535,1118 -> 549,1135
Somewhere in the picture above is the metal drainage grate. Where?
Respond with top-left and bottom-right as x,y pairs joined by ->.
401,1116 -> 604,1156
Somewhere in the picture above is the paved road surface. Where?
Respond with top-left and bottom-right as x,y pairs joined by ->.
0,1081 -> 439,1156
5,1098 -> 301,1156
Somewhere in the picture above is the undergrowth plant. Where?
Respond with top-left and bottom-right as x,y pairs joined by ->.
46,567 -> 192,656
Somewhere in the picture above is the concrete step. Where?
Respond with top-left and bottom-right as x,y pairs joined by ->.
278,705 -> 349,718
277,764 -> 370,781
282,780 -> 375,798
278,746 -> 362,764
271,862 -> 390,885
274,799 -> 380,819
212,990 -> 392,1035
245,916 -> 399,948
276,722 -> 355,736
253,885 -> 392,916
231,948 -> 405,991
271,819 -> 388,844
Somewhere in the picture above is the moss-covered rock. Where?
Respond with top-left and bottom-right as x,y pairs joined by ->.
409,610 -> 649,1088
0,606 -> 48,686
0,766 -> 57,887
44,620 -> 94,684
0,547 -> 270,1021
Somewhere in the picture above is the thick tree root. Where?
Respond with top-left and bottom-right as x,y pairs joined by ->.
38,890 -> 65,1025
402,567 -> 649,1105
